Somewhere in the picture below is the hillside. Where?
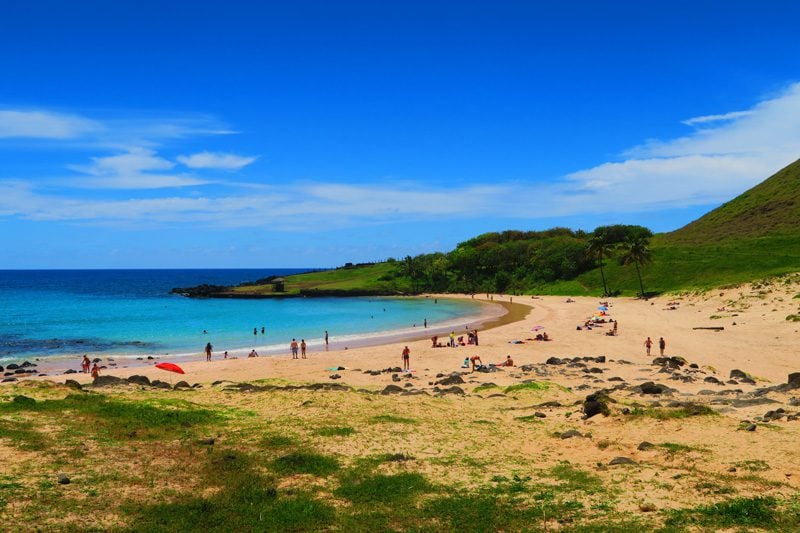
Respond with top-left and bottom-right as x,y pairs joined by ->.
663,158 -> 800,244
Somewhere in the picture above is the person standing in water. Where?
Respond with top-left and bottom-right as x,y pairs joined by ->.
205,342 -> 213,361
324,330 -> 329,346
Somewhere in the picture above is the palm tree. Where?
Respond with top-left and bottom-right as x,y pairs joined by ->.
619,236 -> 653,298
586,235 -> 613,296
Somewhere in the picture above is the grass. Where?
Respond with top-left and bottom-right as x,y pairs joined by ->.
335,471 -> 432,504
270,451 -> 340,477
627,404 -> 717,421
547,463 -> 605,494
732,459 -> 770,472
664,496 -> 797,529
315,426 -> 355,437
368,414 -> 417,424
504,381 -> 565,393
658,442 -> 704,455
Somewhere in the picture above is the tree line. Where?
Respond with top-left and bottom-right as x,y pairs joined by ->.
383,225 -> 653,296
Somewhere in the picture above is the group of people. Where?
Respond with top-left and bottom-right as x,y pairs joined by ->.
199,330 -> 331,362
80,354 -> 100,378
431,329 -> 479,348
644,336 -> 667,357
290,339 -> 307,359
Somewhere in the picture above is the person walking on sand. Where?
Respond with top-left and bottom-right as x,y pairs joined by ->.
91,363 -> 100,379
644,337 -> 653,356
205,342 -> 213,361
402,346 -> 410,370
613,321 -> 618,335
290,339 -> 299,359
300,339 -> 307,359
81,354 -> 91,373
450,331 -> 456,348
659,337 -> 666,356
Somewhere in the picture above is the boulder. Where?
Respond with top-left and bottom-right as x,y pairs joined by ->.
329,374 -> 342,380
704,376 -> 722,385
637,382 -> 669,395
609,457 -> 638,466
150,380 -> 172,389
436,374 -> 465,386
1,377 -> 17,382
92,375 -> 128,387
560,429 -> 583,439
57,474 -> 71,485
637,441 -> 655,451
127,375 -> 151,386
64,379 -> 82,390
545,357 -> 564,365
788,373 -> 800,388
381,384 -> 405,395
6,363 -> 19,370
173,381 -> 191,389
13,395 -> 36,407
438,386 -> 465,395
730,369 -> 749,380
63,369 -> 77,374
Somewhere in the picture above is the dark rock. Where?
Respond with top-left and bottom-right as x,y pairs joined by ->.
730,369 -> 749,380
1,377 -> 17,382
436,374 -> 466,386
438,386 -> 465,395
198,438 -> 216,446
381,385 -> 405,395
789,398 -> 800,407
621,407 -> 631,415
731,397 -> 778,408
391,374 -> 401,382
57,474 -> 71,485
6,363 -> 20,370
486,393 -> 507,398
404,382 -> 413,388
329,374 -> 342,380
560,429 -> 583,439
150,380 -> 172,389
173,381 -> 191,389
788,373 -> 800,388
727,380 -> 739,385
92,358 -> 101,363
638,382 -> 669,395
689,363 -> 699,369
704,376 -> 722,385
545,357 -> 564,365
14,369 -> 28,374
740,377 -> 756,385
13,395 -> 36,407
745,424 -> 757,431
595,356 -> 606,363
147,356 -> 154,360
63,369 -> 77,374
609,457 -> 638,466
608,376 -> 624,382
0,365 -> 3,372
637,441 -> 655,451
536,401 -> 562,408
92,375 -> 128,387
534,412 -> 546,418
337,366 -> 345,371
64,379 -> 82,390
127,375 -> 151,386
369,370 -> 381,376
588,367 -> 603,374
584,399 -> 609,418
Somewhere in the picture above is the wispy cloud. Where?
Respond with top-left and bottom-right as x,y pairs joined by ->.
681,110 -> 753,126
0,110 -> 101,139
177,151 -> 257,170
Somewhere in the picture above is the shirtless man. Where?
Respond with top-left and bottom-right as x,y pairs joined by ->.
290,339 -> 299,359
402,346 -> 410,370
470,355 -> 483,371
644,337 -> 653,356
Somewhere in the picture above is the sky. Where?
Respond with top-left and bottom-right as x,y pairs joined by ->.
1,1 -> 800,268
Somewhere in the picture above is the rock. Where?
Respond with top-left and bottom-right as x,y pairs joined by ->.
336,366 -> 345,371
127,375 -> 151,386
560,429 -> 583,439
147,356 -> 154,360
788,373 -> 800,388
14,369 -> 28,374
731,397 -> 778,408
637,441 -> 654,451
64,379 -> 82,390
438,386 -> 465,395
92,375 -> 128,387
584,399 -> 609,418
789,398 -> 800,407
745,424 -> 757,431
198,438 -> 216,446
63,369 -> 77,374
609,457 -> 638,466
173,381 -> 191,389
703,376 -> 722,385
740,377 -> 756,385
21,361 -> 36,368
150,380 -> 172,389
730,369 -> 749,380
329,374 -> 342,380
436,374 -> 466,386
13,395 -> 36,407
588,367 -> 603,374
534,412 -> 546,418
545,357 -> 564,365
57,474 -> 71,485
608,376 -> 624,382
6,363 -> 20,370
595,356 -> 606,363
536,401 -> 562,408
381,385 -> 405,395
391,374 -> 401,382
0,365 -> 3,372
638,382 -> 669,395
92,358 -> 101,363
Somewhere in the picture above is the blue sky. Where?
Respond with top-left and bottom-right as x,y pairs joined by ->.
2,1 -> 800,268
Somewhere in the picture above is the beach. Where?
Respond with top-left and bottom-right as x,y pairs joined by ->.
3,276 -> 800,529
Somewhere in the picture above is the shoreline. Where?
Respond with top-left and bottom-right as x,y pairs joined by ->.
7,296 -> 516,378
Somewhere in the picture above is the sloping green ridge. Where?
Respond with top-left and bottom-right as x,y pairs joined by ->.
664,158 -> 800,244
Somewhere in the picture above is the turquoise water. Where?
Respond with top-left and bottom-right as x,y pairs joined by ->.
0,270 -> 486,364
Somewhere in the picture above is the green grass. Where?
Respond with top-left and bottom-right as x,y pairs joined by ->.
547,463 -> 605,494
315,426 -> 355,437
504,381 -> 565,394
627,404 -> 717,421
732,459 -> 770,472
368,414 -> 417,424
664,496 -> 796,529
335,472 -> 432,504
270,451 -> 340,477
260,432 -> 298,449
473,383 -> 499,393
0,419 -> 50,451
658,442 -> 702,455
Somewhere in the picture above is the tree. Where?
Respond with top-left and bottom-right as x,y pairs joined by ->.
619,235 -> 653,297
587,235 -> 613,296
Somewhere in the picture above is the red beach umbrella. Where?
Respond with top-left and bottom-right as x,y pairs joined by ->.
155,362 -> 185,374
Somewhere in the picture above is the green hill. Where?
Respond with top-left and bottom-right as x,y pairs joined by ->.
663,158 -> 800,244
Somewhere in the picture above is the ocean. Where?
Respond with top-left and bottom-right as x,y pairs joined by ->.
0,269 -> 488,364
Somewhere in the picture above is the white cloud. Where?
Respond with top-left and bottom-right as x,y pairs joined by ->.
0,110 -> 101,139
681,110 -> 753,126
177,151 -> 257,170
67,147 -> 211,189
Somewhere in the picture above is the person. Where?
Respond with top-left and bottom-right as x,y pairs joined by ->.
261,326 -> 265,335
474,330 -> 479,346
424,318 -> 427,328
462,357 -> 470,368
248,349 -> 258,357
502,355 -> 514,367
324,330 -> 329,346
613,321 -> 618,335
300,339 -> 307,359
290,339 -> 299,359
542,332 -> 549,341
449,331 -> 456,348
470,355 -> 483,371
81,355 -> 91,374
90,363 -> 99,379
205,342 -> 213,361
402,346 -> 410,370
659,337 -> 666,356
431,335 -> 438,348
644,336 -> 653,356
223,350 -> 228,359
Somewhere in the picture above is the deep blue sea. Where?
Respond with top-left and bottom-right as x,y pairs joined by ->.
0,269 -> 486,364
